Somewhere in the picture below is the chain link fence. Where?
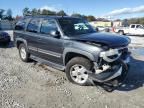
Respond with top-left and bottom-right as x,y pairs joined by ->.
0,20 -> 15,30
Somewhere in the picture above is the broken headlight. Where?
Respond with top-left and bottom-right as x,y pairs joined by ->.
100,49 -> 122,62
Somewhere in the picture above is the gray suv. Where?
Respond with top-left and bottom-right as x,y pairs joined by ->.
14,16 -> 131,87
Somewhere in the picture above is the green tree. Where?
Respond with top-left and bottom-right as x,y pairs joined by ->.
57,10 -> 67,16
31,8 -> 38,16
48,10 -> 56,15
71,13 -> 82,17
41,9 -> 56,15
122,19 -> 129,27
23,7 -> 31,16
86,15 -> 96,22
37,9 -> 41,15
81,15 -> 87,19
6,9 -> 13,20
0,9 -> 5,19
41,9 -> 49,15
139,17 -> 144,25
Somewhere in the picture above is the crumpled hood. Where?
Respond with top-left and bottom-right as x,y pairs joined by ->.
70,33 -> 131,48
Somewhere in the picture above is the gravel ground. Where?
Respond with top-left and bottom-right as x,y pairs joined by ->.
129,36 -> 144,48
0,31 -> 144,108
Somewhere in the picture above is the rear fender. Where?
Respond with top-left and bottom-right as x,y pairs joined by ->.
15,38 -> 27,48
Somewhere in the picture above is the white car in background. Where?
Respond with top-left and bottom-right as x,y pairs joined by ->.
115,24 -> 144,36
96,26 -> 110,32
96,26 -> 105,31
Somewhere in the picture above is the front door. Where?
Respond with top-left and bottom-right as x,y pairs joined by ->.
135,25 -> 144,35
37,18 -> 64,65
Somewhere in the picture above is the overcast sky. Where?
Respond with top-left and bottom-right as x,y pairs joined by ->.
1,0 -> 144,19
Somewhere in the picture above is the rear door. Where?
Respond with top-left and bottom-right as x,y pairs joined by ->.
25,18 -> 41,56
37,18 -> 64,64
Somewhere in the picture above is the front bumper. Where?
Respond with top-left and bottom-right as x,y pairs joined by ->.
88,55 -> 130,83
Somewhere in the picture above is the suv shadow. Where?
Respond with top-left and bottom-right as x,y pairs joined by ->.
0,41 -> 14,48
116,56 -> 144,91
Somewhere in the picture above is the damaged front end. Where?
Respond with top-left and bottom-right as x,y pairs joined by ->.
88,47 -> 130,88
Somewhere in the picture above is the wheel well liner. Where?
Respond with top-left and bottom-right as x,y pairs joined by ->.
16,41 -> 24,48
15,38 -> 27,48
118,30 -> 124,33
64,52 -> 94,65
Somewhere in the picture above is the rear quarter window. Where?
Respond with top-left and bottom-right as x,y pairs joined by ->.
15,19 -> 28,30
27,19 -> 40,33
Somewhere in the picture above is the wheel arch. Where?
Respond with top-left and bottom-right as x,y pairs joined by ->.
15,38 -> 27,48
63,48 -> 95,66
118,30 -> 124,33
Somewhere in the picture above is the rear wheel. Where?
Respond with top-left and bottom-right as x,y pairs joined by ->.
65,57 -> 93,86
118,31 -> 124,35
19,44 -> 30,62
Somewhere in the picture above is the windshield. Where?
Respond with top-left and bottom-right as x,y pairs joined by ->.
141,25 -> 144,28
58,18 -> 96,36
137,25 -> 144,29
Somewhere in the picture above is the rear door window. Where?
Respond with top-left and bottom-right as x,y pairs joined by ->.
40,19 -> 58,35
27,19 -> 40,33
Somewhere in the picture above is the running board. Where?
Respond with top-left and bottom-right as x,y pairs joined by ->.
30,55 -> 65,71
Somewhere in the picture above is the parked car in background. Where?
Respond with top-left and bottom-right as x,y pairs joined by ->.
96,26 -> 110,32
115,24 -> 144,36
14,16 -> 131,90
0,32 -> 11,45
96,26 -> 105,31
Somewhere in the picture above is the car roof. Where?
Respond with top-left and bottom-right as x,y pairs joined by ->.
131,24 -> 142,25
23,15 -> 82,20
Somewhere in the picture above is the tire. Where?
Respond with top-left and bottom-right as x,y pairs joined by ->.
65,57 -> 93,86
118,31 -> 124,35
19,43 -> 30,62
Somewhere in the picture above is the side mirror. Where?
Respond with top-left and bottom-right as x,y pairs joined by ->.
50,30 -> 60,38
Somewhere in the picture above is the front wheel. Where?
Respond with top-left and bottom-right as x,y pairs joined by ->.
118,31 -> 124,35
65,57 -> 93,86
